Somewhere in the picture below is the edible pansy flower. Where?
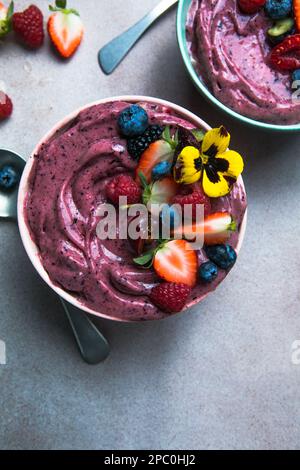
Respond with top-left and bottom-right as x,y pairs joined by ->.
173,126 -> 244,198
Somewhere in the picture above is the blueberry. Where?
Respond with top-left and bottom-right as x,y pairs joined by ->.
0,165 -> 19,190
265,0 -> 292,20
152,161 -> 172,180
160,205 -> 181,232
292,69 -> 300,82
205,244 -> 237,270
198,261 -> 218,284
118,105 -> 149,137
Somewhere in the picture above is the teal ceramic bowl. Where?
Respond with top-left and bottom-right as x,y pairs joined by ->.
177,0 -> 300,132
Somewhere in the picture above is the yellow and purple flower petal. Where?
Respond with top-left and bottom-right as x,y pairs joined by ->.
217,150 -> 244,180
202,126 -> 230,158
173,146 -> 202,185
202,170 -> 231,198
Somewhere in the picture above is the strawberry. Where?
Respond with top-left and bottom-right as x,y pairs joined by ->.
0,92 -> 13,120
0,1 -> 13,38
106,174 -> 141,205
269,34 -> 300,70
140,174 -> 179,215
153,239 -> 197,287
238,0 -> 266,14
12,4 -> 44,49
172,184 -> 211,219
173,212 -> 236,245
149,282 -> 191,313
294,0 -> 300,31
48,0 -> 83,58
136,140 -> 174,184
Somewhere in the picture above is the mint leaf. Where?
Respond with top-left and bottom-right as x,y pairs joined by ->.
191,129 -> 205,142
133,249 -> 155,268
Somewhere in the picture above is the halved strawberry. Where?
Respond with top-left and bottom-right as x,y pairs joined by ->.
294,0 -> 300,32
173,211 -> 236,246
269,34 -> 300,71
153,239 -> 197,287
48,0 -> 83,58
141,175 -> 179,215
136,140 -> 174,184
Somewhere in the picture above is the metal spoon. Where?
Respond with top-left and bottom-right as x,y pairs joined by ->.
0,148 -> 110,364
98,0 -> 178,75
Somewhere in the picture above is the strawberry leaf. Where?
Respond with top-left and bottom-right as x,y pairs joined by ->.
162,126 -> 179,150
191,129 -> 205,142
56,0 -> 66,8
133,249 -> 156,268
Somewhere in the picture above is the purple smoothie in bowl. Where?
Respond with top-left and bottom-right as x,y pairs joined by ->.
18,97 -> 247,322
185,0 -> 300,126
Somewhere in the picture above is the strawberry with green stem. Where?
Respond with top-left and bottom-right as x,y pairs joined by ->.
0,1 -> 13,38
48,0 -> 84,58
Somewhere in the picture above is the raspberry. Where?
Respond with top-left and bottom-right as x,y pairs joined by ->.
0,92 -> 13,120
238,0 -> 266,14
172,184 -> 211,219
106,175 -> 142,205
127,125 -> 164,160
13,5 -> 44,49
150,282 -> 191,313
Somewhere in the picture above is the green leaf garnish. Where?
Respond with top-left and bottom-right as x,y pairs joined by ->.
191,129 -> 205,142
162,126 -> 179,150
133,248 -> 156,268
56,0 -> 67,8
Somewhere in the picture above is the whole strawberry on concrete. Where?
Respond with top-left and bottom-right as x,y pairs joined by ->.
12,4 -> 44,49
0,1 -> 14,39
48,0 -> 84,58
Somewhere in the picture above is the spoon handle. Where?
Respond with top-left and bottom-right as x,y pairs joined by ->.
98,0 -> 178,74
60,299 -> 110,364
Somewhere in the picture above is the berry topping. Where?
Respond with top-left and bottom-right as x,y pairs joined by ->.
269,34 -> 300,70
0,165 -> 19,190
292,68 -> 300,80
127,125 -> 164,160
136,140 -> 174,184
172,184 -> 211,219
152,160 -> 172,180
198,261 -> 218,284
159,205 -> 181,232
267,17 -> 295,44
153,239 -> 197,287
118,104 -> 149,138
149,282 -> 191,313
175,127 -> 204,154
238,0 -> 266,14
0,1 -> 13,38
0,91 -> 13,120
265,0 -> 293,19
106,174 -> 142,205
294,0 -> 300,31
141,174 -> 179,215
13,4 -> 44,49
205,244 -> 237,270
173,211 -> 237,245
48,0 -> 84,58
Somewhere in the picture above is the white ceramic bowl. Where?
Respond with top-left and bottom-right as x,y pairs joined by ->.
18,96 -> 247,322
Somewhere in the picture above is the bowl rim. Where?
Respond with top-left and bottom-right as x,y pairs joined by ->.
17,95 -> 247,323
177,0 -> 300,132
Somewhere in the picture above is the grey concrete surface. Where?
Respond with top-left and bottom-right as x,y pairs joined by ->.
0,0 -> 300,450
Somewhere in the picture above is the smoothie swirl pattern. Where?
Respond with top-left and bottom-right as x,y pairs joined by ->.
186,0 -> 300,124
26,101 -> 247,321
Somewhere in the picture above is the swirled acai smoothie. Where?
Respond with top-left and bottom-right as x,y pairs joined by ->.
25,100 -> 247,321
186,0 -> 300,125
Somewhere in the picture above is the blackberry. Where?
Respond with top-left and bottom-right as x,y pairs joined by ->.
127,125 -> 164,160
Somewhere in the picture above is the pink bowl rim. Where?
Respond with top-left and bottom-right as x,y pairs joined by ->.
17,95 -> 247,323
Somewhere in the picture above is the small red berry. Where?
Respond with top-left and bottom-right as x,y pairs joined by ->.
106,174 -> 142,205
238,0 -> 266,14
12,5 -> 44,49
149,282 -> 191,313
172,184 -> 211,219
0,92 -> 13,120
